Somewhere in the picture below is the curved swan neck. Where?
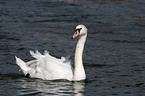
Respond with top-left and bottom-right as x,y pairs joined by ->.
74,33 -> 87,81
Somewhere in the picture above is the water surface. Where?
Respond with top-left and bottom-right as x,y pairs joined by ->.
0,0 -> 145,95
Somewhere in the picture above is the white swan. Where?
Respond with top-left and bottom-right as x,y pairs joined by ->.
15,24 -> 87,81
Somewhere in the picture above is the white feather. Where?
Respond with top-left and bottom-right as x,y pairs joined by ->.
15,56 -> 31,75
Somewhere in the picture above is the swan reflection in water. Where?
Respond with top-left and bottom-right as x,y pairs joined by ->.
17,79 -> 85,96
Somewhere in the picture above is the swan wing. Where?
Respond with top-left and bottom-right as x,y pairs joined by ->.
16,50 -> 73,81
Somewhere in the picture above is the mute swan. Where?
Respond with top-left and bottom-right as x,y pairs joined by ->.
15,24 -> 87,81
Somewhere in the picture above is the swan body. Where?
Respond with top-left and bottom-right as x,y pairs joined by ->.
15,24 -> 87,81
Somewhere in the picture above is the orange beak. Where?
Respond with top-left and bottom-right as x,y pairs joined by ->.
72,30 -> 80,39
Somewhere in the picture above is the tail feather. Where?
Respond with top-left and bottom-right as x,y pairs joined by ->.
15,56 -> 31,75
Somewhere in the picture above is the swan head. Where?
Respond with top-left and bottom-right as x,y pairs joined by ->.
72,24 -> 87,39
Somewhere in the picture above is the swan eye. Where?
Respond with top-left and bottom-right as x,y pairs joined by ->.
75,28 -> 82,34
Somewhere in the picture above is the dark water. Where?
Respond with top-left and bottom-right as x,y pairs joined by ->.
0,0 -> 145,95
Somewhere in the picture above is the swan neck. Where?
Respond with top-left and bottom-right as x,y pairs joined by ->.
74,34 -> 87,81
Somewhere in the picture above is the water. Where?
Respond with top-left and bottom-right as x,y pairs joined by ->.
0,0 -> 145,95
